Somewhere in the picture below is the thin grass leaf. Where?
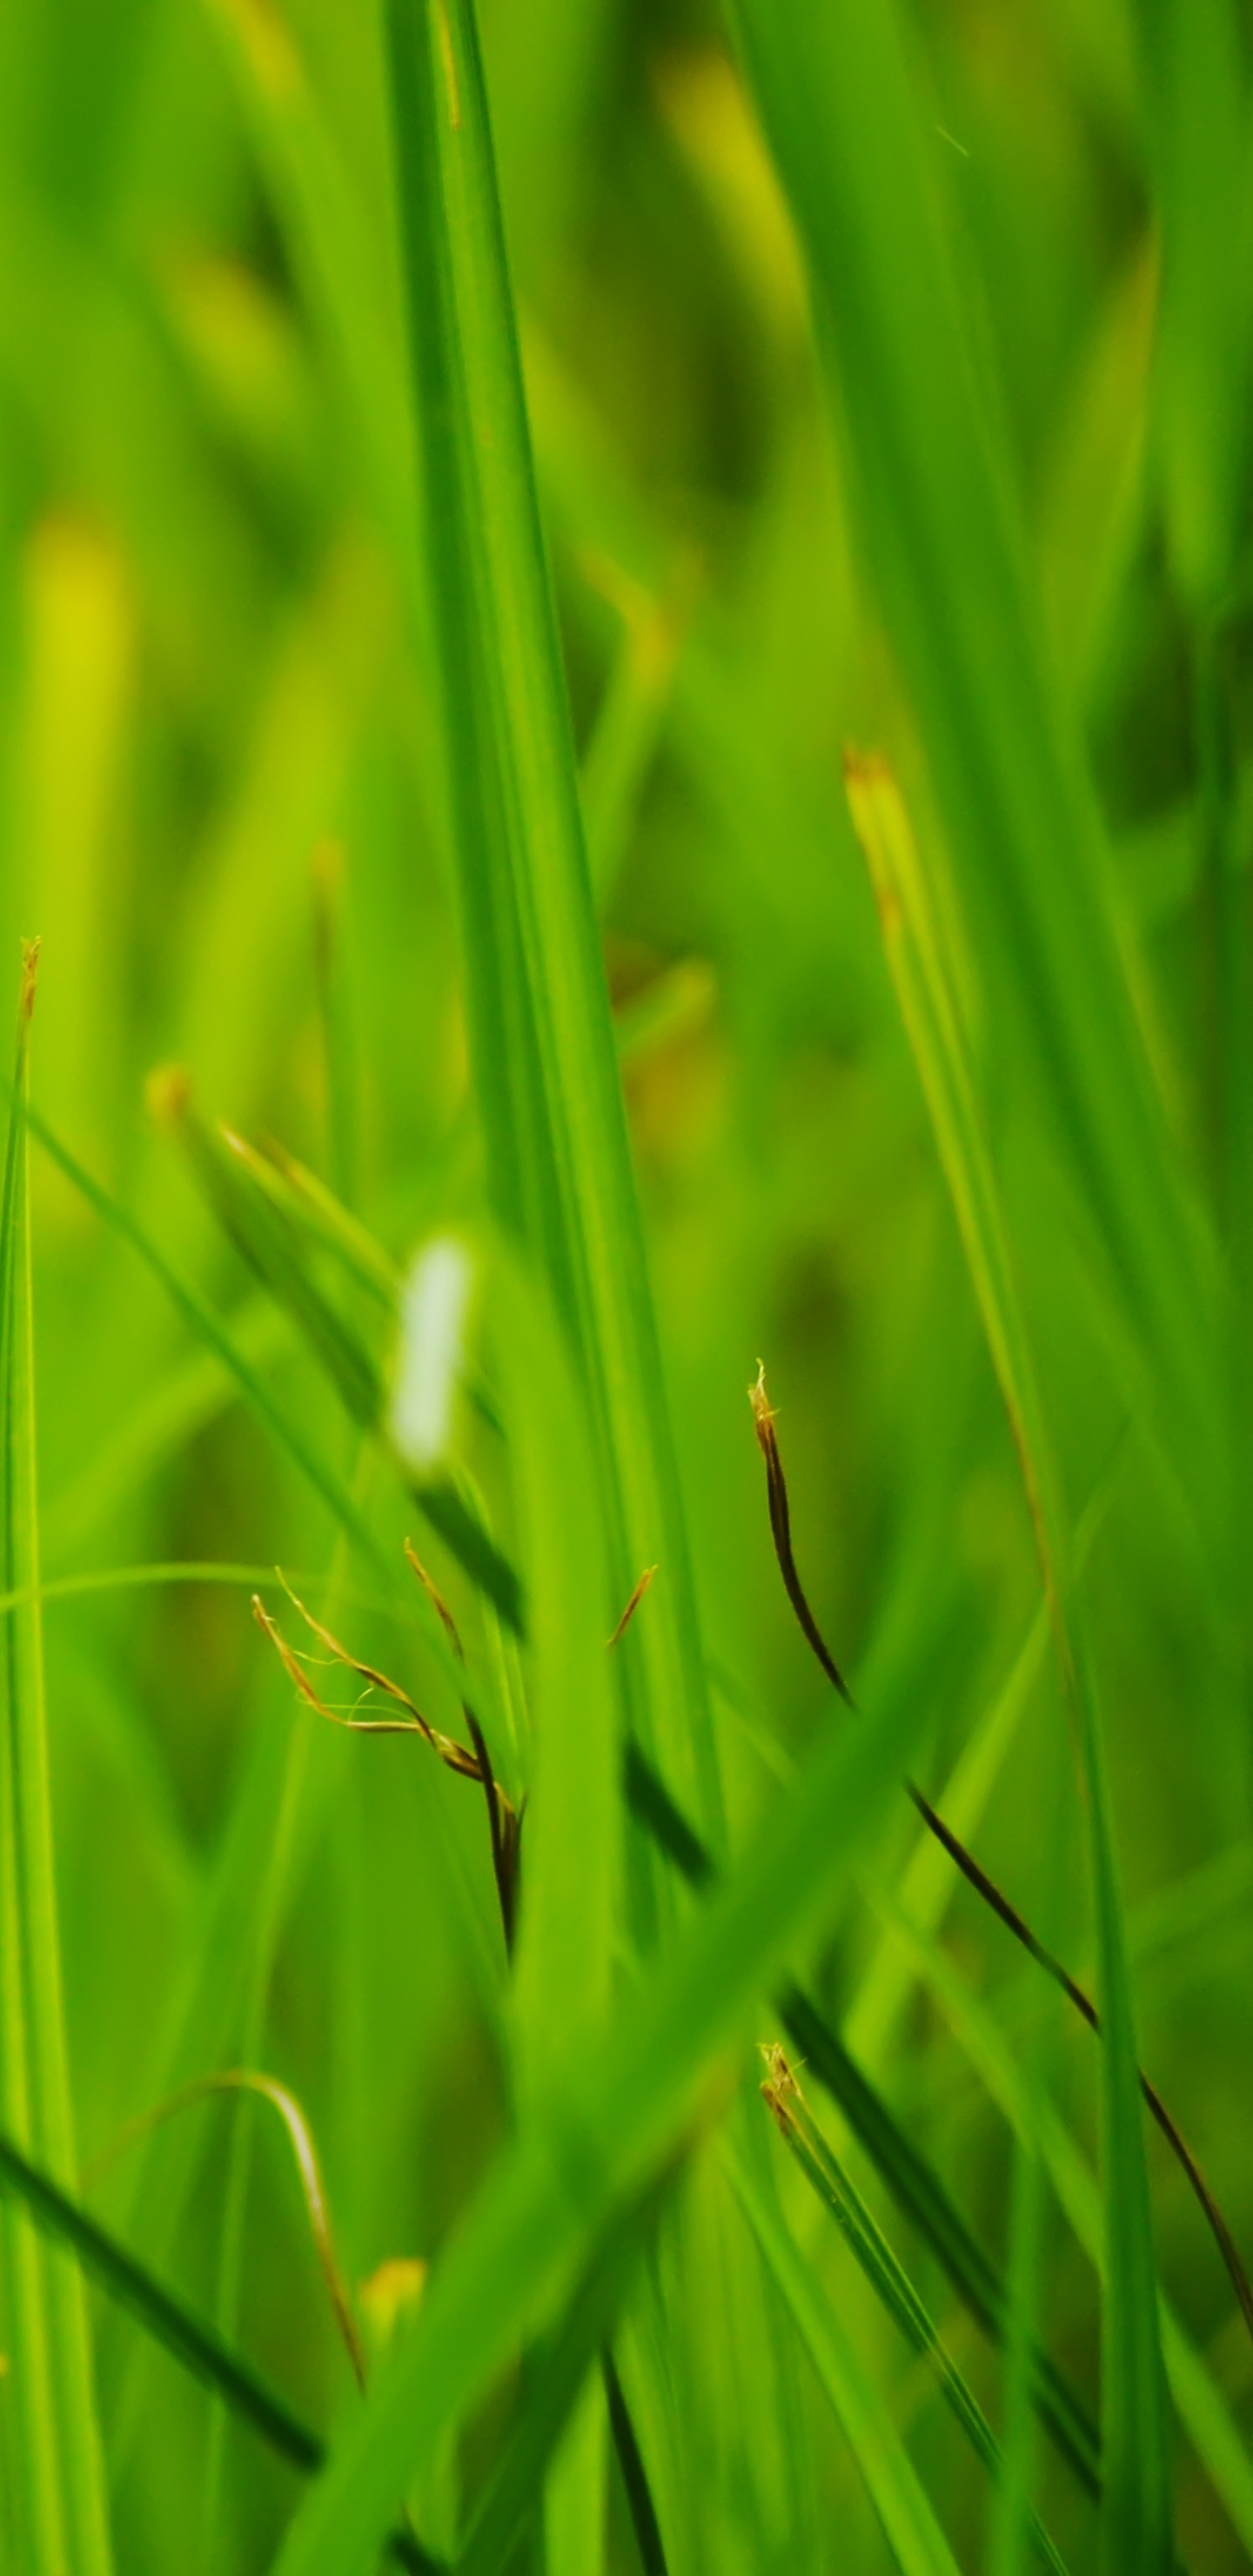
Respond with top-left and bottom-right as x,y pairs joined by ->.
0,1561 -> 307,1620
867,1880 -> 1253,2560
622,1737 -> 1102,2500
229,1136 -> 398,1309
728,0 -> 1218,1505
0,2129 -> 439,2574
202,0 -> 433,665
9,1085 -> 492,1728
12,1087 -> 382,1567
847,1471 -> 1116,2080
86,2069 -> 366,2390
310,840 -> 363,1217
166,1095 -> 526,1633
720,2139 -> 963,2576
579,560 -> 692,902
489,1245 -> 621,2569
758,2048 -> 1067,2576
381,0 -> 721,1835
843,749 -> 1173,2566
453,2197 -> 661,2576
0,949 -> 113,2576
154,1077 -> 384,1431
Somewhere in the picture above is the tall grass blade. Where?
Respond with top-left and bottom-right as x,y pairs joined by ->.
758,2051 -> 1068,2573
728,0 -> 1217,1514
0,949 -> 113,2576
843,751 -> 1172,2568
381,0 -> 720,1831
867,1880 -> 1253,2559
622,1739 -> 1102,2499
721,2140 -> 962,2576
453,2201 -> 660,2576
492,1248 -> 620,2567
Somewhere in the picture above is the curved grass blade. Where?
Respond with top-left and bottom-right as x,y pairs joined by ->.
0,1561 -> 306,1619
86,2070 -> 365,2391
0,949 -> 113,2576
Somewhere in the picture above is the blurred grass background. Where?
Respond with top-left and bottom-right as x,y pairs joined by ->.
0,0 -> 1251,2569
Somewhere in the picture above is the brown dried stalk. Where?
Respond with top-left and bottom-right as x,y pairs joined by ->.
86,2068 -> 365,2392
404,1542 -> 519,1951
254,1573 -> 519,1949
606,1564 -> 658,1650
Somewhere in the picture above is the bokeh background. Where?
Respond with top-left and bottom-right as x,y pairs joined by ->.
1,1 -> 1251,2569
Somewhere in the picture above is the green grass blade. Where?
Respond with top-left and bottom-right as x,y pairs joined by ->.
0,1561 -> 314,1618
0,2130 -> 439,2574
454,2200 -> 659,2576
492,1247 -> 620,2564
720,2140 -> 962,2576
161,1087 -> 384,1432
623,1739 -> 1102,2499
868,1881 -> 1253,2559
10,1088 -> 490,1724
311,842 -> 363,1216
214,1137 -> 399,1310
728,0 -> 1217,1500
0,953 -> 113,2576
40,1298 -> 290,1560
580,572 -> 687,903
1,2124 -> 321,2473
848,1472 -> 1116,2083
269,1589 -> 941,2574
759,2059 -> 1068,2575
844,752 -> 1173,2568
496,1244 -> 618,2078
202,0 -> 432,664
165,1098 -> 526,1633
15,1089 -> 381,1557
381,0 -> 720,1833
1134,0 -> 1253,614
